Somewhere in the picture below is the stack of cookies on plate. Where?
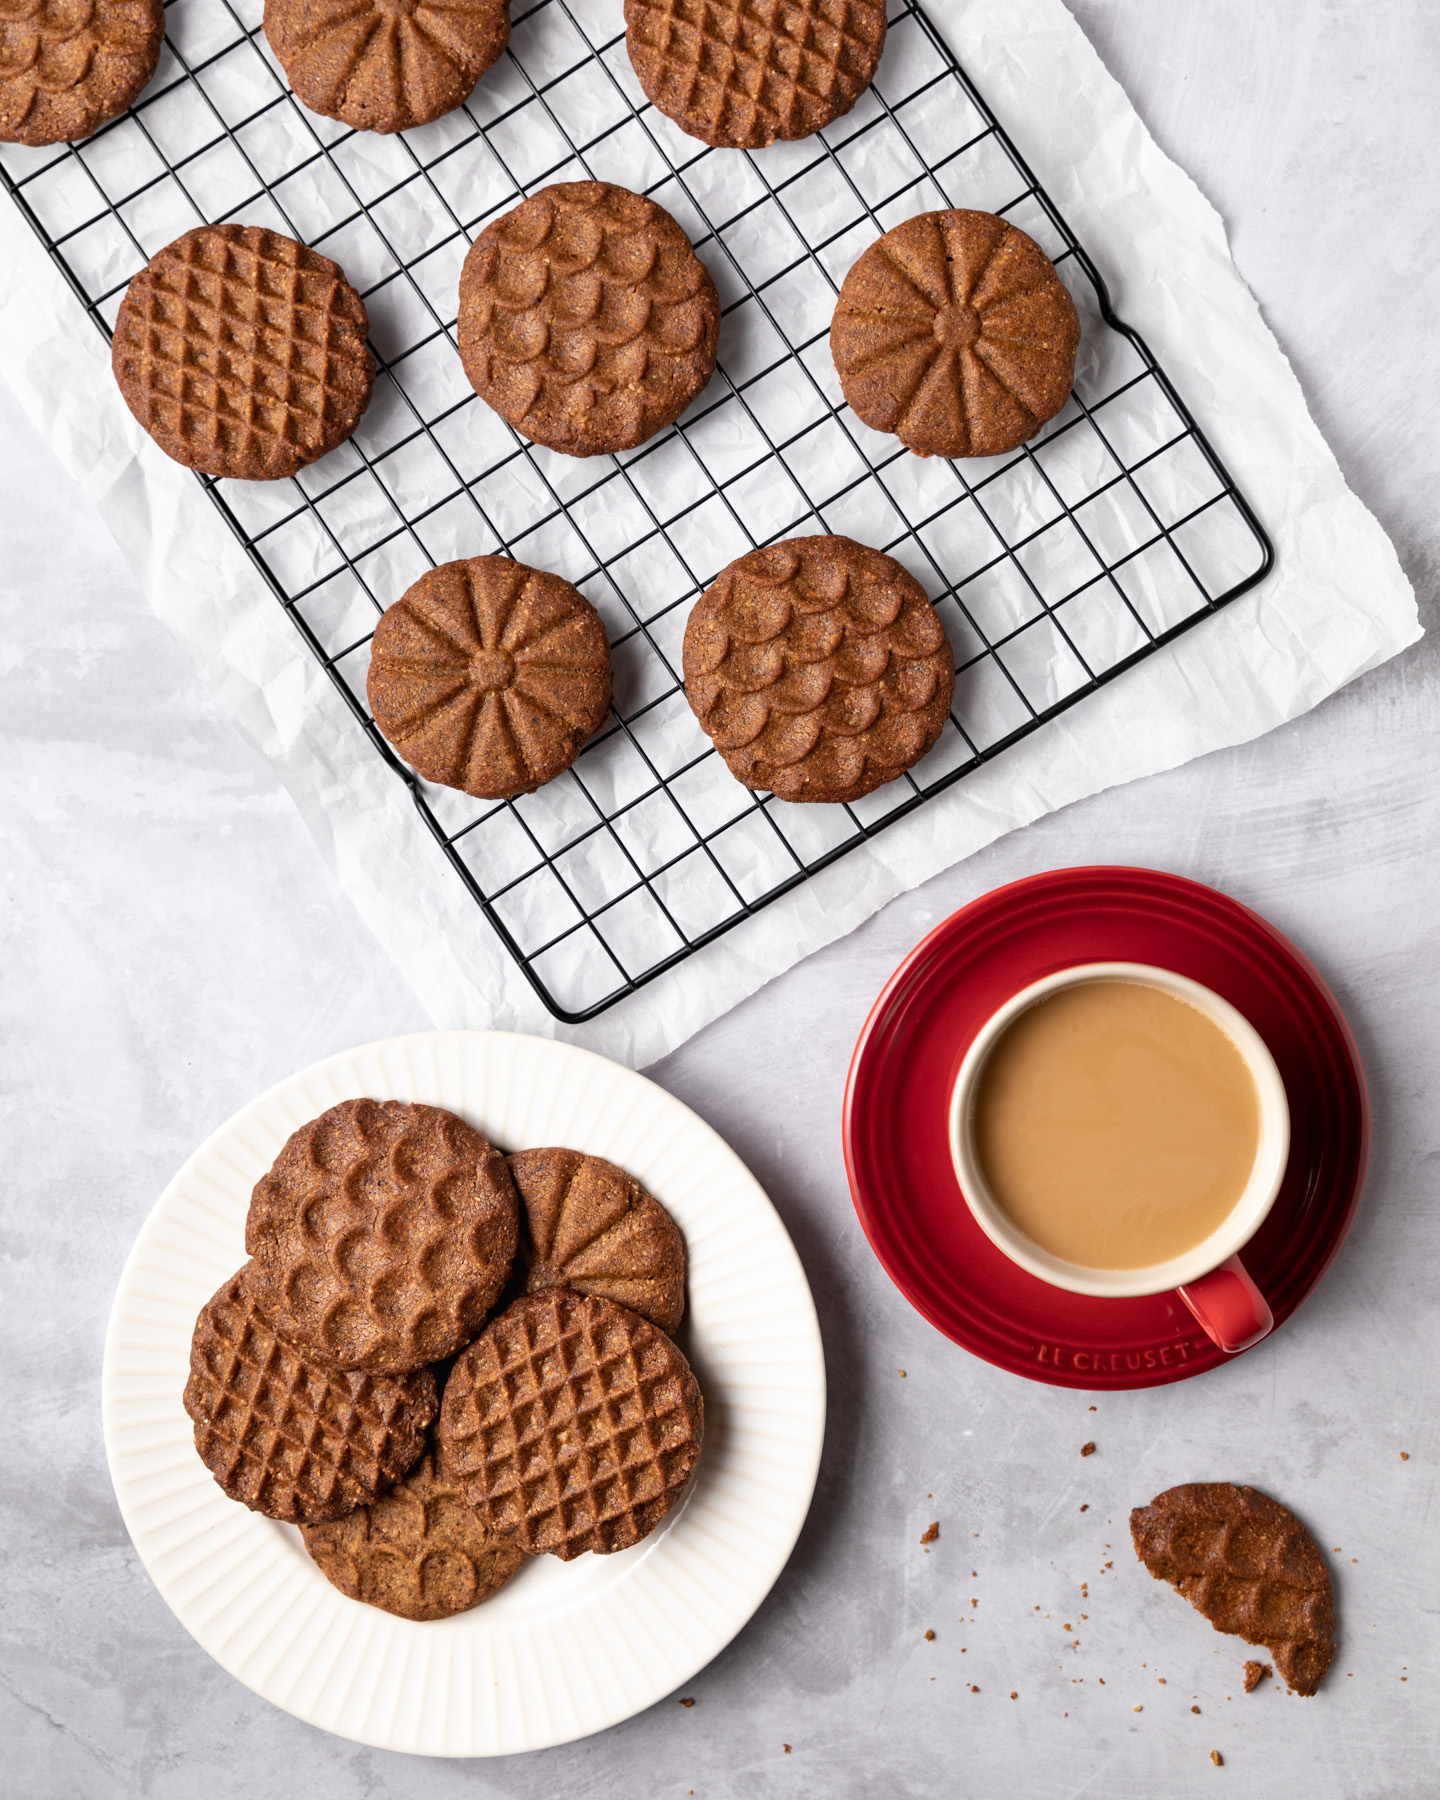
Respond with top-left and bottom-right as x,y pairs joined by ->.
183,1100 -> 702,1621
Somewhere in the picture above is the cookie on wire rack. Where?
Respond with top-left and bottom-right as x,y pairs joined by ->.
0,0 -> 165,147
366,555 -> 613,801
111,224 -> 375,481
183,1265 -> 438,1524
264,0 -> 510,134
302,1449 -> 527,1619
437,1290 -> 704,1560
510,1148 -> 686,1333
245,1099 -> 519,1376
457,181 -> 719,457
831,208 -> 1080,459
624,0 -> 887,150
1130,1483 -> 1336,1696
683,534 -> 955,804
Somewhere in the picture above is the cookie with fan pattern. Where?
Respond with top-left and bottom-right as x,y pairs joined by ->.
683,534 -> 955,803
366,554 -> 612,800
831,209 -> 1080,459
510,1148 -> 686,1333
0,0 -> 164,146
265,0 -> 509,133
457,180 -> 719,456
245,1098 -> 519,1376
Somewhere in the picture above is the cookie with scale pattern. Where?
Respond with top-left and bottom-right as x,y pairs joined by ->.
245,1098 -> 519,1377
510,1147 -> 686,1334
683,533 -> 955,803
0,0 -> 165,146
302,1449 -> 528,1619
457,180 -> 719,457
183,1264 -> 438,1524
624,0 -> 886,150
1130,1483 -> 1336,1695
264,0 -> 509,134
437,1290 -> 704,1560
366,554 -> 613,800
110,224 -> 375,482
831,208 -> 1080,459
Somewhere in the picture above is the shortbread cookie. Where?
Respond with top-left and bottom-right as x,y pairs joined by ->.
245,1099 -> 518,1376
1131,1483 -> 1336,1696
0,0 -> 164,146
457,181 -> 719,456
438,1290 -> 703,1560
265,0 -> 509,133
302,1449 -> 527,1619
184,1266 -> 437,1523
683,534 -> 954,803
832,209 -> 1080,459
510,1148 -> 686,1333
624,0 -> 886,149
111,224 -> 374,481
367,555 -> 612,799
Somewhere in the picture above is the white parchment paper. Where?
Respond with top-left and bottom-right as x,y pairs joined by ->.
0,0 -> 1418,1068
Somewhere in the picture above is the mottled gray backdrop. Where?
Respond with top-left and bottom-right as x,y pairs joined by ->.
3,1 -> 1437,1795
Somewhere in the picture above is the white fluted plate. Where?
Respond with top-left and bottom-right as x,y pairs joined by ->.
102,1031 -> 826,1756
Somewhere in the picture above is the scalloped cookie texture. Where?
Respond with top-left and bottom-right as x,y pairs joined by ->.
244,1098 -> 519,1375
457,181 -> 720,456
683,534 -> 955,803
0,0 -> 164,145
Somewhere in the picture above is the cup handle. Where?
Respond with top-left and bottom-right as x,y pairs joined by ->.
1177,1254 -> 1274,1355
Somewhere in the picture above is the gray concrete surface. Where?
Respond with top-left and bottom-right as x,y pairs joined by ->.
2,1 -> 1437,1794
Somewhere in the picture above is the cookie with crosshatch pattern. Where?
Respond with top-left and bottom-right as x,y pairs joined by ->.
624,0 -> 886,149
682,534 -> 955,803
183,1265 -> 438,1523
264,0 -> 509,134
302,1449 -> 528,1619
0,0 -> 164,146
245,1098 -> 519,1376
1131,1483 -> 1336,1696
366,554 -> 613,800
456,180 -> 719,456
510,1147 -> 687,1333
111,224 -> 375,481
831,208 -> 1080,459
437,1290 -> 704,1560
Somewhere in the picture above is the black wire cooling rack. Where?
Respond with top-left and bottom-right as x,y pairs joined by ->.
1,0 -> 1273,1021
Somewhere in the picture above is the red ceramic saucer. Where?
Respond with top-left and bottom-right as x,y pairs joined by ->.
842,867 -> 1369,1390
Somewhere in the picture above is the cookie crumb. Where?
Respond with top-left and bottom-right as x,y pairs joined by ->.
679,1697 -> 695,1708
1010,1691 -> 1018,1700
1243,1662 -> 1270,1693
1080,1503 -> 1090,1512
783,1745 -> 791,1754
924,1629 -> 935,1641
1133,1705 -> 1143,1713
1192,1705 -> 1201,1715
898,1370 -> 906,1378
1401,1451 -> 1410,1460
1081,1442 -> 1096,1457
920,1522 -> 939,1544
970,1685 -> 980,1694
1211,1751 -> 1223,1767
1089,1405 -> 1096,1411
